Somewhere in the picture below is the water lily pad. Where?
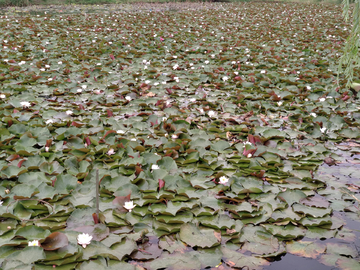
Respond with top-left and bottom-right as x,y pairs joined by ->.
221,246 -> 270,269
5,246 -> 46,264
263,224 -> 306,239
41,232 -> 68,251
292,203 -> 332,218
286,240 -> 326,259
16,225 -> 50,240
299,194 -> 330,208
158,235 -> 187,253
179,223 -> 221,248
146,249 -> 202,270
336,257 -> 360,270
277,189 -> 307,207
130,236 -> 162,260
82,238 -> 136,261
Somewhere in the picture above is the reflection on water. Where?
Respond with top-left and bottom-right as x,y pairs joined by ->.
265,212 -> 360,270
265,253 -> 337,270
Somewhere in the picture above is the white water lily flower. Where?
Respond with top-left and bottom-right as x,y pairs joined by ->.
320,127 -> 327,133
66,110 -> 73,115
247,153 -> 252,158
152,164 -> 160,170
125,96 -> 132,101
310,113 -> 317,117
117,130 -> 125,134
261,70 -> 266,74
244,141 -> 252,145
319,97 -> 326,102
306,86 -> 311,90
124,201 -> 136,212
77,89 -> 82,93
46,119 -> 53,124
20,101 -> 31,108
208,110 -> 216,117
77,233 -> 92,248
277,101 -> 283,106
58,61 -> 63,65
222,76 -> 229,82
107,148 -> 115,155
28,240 -> 40,247
219,176 -> 229,184
172,134 -> 178,139
0,94 -> 5,99
0,200 -> 3,206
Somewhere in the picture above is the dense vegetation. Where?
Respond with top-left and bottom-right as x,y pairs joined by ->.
0,2 -> 359,269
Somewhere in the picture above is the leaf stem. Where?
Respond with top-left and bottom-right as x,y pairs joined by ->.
96,169 -> 99,219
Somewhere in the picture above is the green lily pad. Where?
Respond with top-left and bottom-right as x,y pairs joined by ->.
179,223 -> 221,248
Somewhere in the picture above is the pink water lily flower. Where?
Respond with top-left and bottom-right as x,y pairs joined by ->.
107,148 -> 115,155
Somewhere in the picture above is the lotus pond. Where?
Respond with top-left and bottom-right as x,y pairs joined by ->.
0,2 -> 359,269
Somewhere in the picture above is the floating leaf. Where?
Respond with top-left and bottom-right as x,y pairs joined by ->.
286,240 -> 326,259
158,235 -> 187,254
16,225 -> 50,240
5,246 -> 46,264
336,257 -> 360,270
221,246 -> 270,269
41,232 -> 68,251
130,236 -> 162,260
179,223 -> 220,248
292,203 -> 332,218
299,194 -> 330,208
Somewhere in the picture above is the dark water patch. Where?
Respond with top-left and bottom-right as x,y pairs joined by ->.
265,211 -> 360,270
265,253 -> 337,270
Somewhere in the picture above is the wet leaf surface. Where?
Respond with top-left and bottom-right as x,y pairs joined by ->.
41,232 -> 69,251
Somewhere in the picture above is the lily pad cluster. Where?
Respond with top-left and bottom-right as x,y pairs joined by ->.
0,2 -> 359,269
